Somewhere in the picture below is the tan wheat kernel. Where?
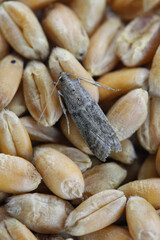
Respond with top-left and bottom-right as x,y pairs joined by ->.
126,196 -> 160,240
35,143 -> 92,172
65,190 -> 126,236
107,89 -> 148,141
23,60 -> 62,127
33,147 -> 84,200
110,0 -> 160,20
138,155 -> 158,180
0,217 -> 38,240
79,225 -> 132,240
110,139 -> 137,164
70,0 -> 106,36
0,153 -> 41,194
0,54 -> 23,110
98,68 -> 149,104
0,109 -> 32,161
0,30 -> 9,60
83,17 -> 123,76
16,0 -> 57,9
7,84 -> 27,117
20,116 -> 65,144
42,3 -> 89,60
6,193 -> 73,234
0,1 -> 49,60
119,178 -> 160,209
116,14 -> 160,66
83,162 -> 127,197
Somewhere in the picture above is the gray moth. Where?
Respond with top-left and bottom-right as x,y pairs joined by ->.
59,72 -> 121,162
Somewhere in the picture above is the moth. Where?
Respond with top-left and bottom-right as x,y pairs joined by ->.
58,72 -> 121,162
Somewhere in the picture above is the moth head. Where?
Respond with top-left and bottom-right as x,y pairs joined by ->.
59,72 -> 69,83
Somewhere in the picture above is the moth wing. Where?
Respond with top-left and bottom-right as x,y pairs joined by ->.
85,101 -> 121,152
71,103 -> 121,162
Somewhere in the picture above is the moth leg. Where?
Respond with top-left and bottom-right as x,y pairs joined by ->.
53,81 -> 61,86
58,90 -> 70,134
77,78 -> 81,84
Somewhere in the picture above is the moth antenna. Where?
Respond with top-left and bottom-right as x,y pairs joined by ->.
58,90 -> 70,135
78,78 -> 120,91
67,73 -> 120,91
38,77 -> 61,125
